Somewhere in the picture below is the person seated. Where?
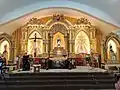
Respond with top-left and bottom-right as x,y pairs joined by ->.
34,57 -> 40,64
41,59 -> 46,69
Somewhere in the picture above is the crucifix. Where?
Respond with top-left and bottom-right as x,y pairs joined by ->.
29,33 -> 42,57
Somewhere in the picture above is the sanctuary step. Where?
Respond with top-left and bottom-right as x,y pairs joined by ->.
0,72 -> 115,90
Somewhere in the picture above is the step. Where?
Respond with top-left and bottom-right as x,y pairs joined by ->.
9,72 -> 113,76
0,84 -> 115,89
7,75 -> 114,81
0,79 -> 115,85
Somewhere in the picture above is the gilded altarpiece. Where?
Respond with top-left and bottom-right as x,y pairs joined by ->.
104,33 -> 120,63
12,14 -> 102,58
0,33 -> 12,63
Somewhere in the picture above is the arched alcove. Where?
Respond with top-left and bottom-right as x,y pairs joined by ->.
28,31 -> 43,57
0,40 -> 10,62
53,32 -> 65,49
107,38 -> 119,63
75,31 -> 90,54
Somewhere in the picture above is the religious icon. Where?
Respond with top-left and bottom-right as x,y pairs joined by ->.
29,32 -> 42,57
109,44 -> 117,63
3,44 -> 8,61
57,36 -> 61,47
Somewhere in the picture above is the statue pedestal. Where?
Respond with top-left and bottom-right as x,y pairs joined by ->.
53,47 -> 67,57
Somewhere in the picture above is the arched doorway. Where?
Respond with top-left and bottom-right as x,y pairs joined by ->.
75,31 -> 90,54
0,40 -> 10,63
28,31 -> 43,57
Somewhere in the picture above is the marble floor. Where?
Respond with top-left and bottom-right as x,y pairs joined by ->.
12,66 -> 107,73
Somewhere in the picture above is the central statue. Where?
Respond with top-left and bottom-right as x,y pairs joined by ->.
57,37 -> 61,47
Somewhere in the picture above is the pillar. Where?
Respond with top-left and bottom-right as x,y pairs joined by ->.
64,33 -> 68,51
48,32 -> 53,56
117,46 -> 120,63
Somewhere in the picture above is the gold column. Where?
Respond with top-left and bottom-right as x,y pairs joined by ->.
102,41 -> 107,63
69,30 -> 72,54
46,31 -> 49,54
11,41 -> 15,62
72,40 -> 75,53
49,33 -> 53,56
64,33 -> 68,51
117,46 -> 120,63
43,40 -> 46,53
100,41 -> 105,63
50,35 -> 53,51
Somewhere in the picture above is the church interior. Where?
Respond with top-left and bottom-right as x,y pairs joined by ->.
0,0 -> 120,89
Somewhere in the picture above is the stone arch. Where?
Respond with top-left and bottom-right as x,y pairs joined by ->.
75,31 -> 90,54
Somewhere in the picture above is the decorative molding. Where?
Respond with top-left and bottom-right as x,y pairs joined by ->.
52,14 -> 64,21
27,18 -> 43,25
76,17 -> 91,25
50,23 -> 67,35
105,32 -> 120,45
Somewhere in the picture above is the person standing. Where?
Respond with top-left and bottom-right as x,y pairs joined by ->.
22,52 -> 30,71
0,56 -> 3,74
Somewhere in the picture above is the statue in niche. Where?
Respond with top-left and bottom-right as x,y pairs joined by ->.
3,44 -> 8,61
57,36 -> 61,47
109,44 -> 117,63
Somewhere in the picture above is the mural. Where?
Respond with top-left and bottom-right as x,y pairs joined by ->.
75,31 -> 90,54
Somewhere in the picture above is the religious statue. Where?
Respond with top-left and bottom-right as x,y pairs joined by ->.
29,32 -> 42,57
109,44 -> 117,63
2,44 -> 8,61
57,37 -> 61,47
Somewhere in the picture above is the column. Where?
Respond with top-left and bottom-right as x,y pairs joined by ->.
64,33 -> 68,51
102,41 -> 107,63
49,33 -> 53,56
117,46 -> 120,63
46,40 -> 48,53
46,31 -> 49,53
69,41 -> 72,53
69,30 -> 73,55
11,42 -> 15,63
43,40 -> 46,53
72,40 -> 75,54
50,34 -> 53,52
42,31 -> 46,54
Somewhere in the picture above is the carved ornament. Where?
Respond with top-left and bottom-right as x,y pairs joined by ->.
27,18 -> 43,25
76,17 -> 91,25
52,14 -> 64,21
